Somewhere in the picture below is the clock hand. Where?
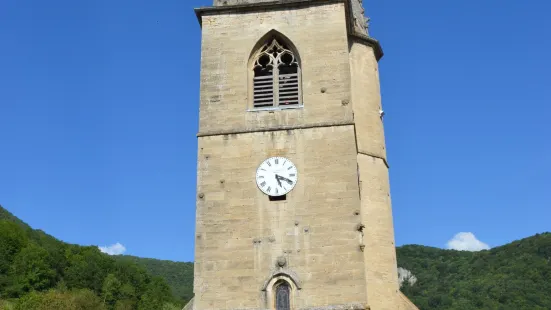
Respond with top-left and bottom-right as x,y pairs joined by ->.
279,176 -> 294,185
275,174 -> 282,187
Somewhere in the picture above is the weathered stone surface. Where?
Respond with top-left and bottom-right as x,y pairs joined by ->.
211,0 -> 369,35
349,38 -> 387,160
195,126 -> 366,309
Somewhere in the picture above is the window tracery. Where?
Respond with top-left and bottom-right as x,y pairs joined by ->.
251,37 -> 301,109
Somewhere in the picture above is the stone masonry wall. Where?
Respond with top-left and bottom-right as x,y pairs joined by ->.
194,126 -> 367,309
348,40 -> 387,162
211,0 -> 369,35
350,37 -> 404,310
357,154 -> 401,310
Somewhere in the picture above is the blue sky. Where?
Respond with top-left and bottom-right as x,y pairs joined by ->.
0,0 -> 549,262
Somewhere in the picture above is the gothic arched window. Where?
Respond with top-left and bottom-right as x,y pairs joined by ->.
251,37 -> 302,109
275,281 -> 291,310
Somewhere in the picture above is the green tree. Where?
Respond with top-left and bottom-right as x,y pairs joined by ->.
114,299 -> 135,310
0,299 -> 15,310
138,277 -> 172,310
14,289 -> 105,310
398,232 -> 551,309
0,205 -> 180,309
8,243 -> 56,295
112,260 -> 149,298
72,289 -> 105,310
101,274 -> 121,309
119,283 -> 136,301
115,255 -> 193,304
64,246 -> 113,294
162,302 -> 182,310
0,221 -> 28,292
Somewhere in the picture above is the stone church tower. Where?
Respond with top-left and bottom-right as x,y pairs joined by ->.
190,1 -> 418,309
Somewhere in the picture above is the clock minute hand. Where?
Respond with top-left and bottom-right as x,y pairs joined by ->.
278,176 -> 294,185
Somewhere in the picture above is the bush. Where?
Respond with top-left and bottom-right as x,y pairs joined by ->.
14,289 -> 105,310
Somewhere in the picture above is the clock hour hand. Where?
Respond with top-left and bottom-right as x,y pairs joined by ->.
275,174 -> 283,187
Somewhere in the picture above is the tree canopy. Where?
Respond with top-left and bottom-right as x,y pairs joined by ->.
0,205 -> 182,309
398,232 -> 551,309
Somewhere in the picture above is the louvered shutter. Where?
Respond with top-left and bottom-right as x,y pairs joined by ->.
278,73 -> 299,106
253,75 -> 274,108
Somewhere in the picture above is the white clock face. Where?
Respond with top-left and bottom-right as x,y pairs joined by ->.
256,157 -> 298,196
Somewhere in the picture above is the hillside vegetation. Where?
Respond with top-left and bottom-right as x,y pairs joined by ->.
114,256 -> 193,304
3,204 -> 550,310
134,233 -> 551,310
397,233 -> 551,309
0,205 -> 183,309
129,231 -> 551,310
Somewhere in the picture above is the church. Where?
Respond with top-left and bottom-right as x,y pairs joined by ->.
188,0 -> 419,309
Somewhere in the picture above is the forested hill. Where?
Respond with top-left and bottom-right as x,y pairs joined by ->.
141,232 -> 549,310
2,204 -> 550,310
130,232 -> 550,309
0,205 -> 29,228
0,205 -> 185,309
114,255 -> 194,305
397,232 -> 551,309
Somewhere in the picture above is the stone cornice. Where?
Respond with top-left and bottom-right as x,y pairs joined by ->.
193,0 -> 383,61
358,151 -> 389,169
197,120 -> 355,137
349,32 -> 384,61
194,0 -> 346,26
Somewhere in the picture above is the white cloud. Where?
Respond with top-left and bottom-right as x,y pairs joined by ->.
446,232 -> 490,251
98,243 -> 127,255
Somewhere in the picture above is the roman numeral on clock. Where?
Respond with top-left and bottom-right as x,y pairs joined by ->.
256,157 -> 297,197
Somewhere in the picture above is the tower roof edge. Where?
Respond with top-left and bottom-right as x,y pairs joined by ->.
194,0 -> 346,27
194,0 -> 383,61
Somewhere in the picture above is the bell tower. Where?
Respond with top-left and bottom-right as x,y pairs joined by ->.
191,1 -> 418,309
